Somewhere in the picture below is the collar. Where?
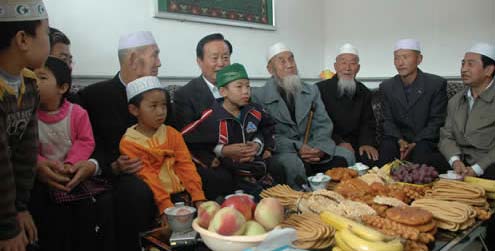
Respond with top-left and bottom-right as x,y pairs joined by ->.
202,75 -> 215,90
466,78 -> 495,102
37,99 -> 71,123
118,72 -> 127,87
0,67 -> 21,84
211,100 -> 257,122
202,75 -> 221,98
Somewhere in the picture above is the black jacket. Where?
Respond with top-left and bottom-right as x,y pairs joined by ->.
182,100 -> 275,172
380,69 -> 448,143
172,76 -> 215,131
316,76 -> 376,148
76,74 -> 136,177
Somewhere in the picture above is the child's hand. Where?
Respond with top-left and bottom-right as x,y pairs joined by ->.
194,200 -> 206,208
37,160 -> 71,192
65,161 -> 96,191
61,164 -> 75,178
112,155 -> 142,174
262,150 -> 272,160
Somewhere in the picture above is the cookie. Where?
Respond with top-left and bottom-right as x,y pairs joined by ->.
386,206 -> 433,226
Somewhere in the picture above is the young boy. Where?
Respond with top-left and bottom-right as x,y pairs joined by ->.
119,76 -> 206,218
0,0 -> 50,249
182,63 -> 276,200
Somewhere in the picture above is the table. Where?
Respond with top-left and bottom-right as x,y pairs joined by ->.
140,222 -> 488,251
140,227 -> 210,251
432,221 -> 488,251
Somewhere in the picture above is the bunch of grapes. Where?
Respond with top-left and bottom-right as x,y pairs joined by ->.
390,163 -> 439,184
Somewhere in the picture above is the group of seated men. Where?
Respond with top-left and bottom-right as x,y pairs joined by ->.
1,1 -> 494,250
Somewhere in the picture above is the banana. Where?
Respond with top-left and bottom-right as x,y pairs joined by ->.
320,211 -> 388,242
487,192 -> 495,200
339,228 -> 403,251
332,246 -> 344,251
464,176 -> 495,192
334,230 -> 354,251
381,162 -> 393,174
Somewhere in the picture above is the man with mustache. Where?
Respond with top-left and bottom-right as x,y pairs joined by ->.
317,43 -> 378,167
438,42 -> 495,251
252,42 -> 354,189
437,43 -> 495,178
378,39 -> 448,169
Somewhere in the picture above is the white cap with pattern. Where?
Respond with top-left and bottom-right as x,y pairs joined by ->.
266,42 -> 291,63
0,0 -> 48,22
126,76 -> 163,102
119,31 -> 156,50
338,43 -> 359,56
394,38 -> 421,52
467,42 -> 495,61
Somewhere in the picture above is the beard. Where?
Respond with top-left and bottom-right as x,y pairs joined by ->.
276,74 -> 302,99
337,78 -> 357,97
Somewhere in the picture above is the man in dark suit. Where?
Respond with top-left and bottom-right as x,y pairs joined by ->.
174,33 -> 237,200
77,31 -> 162,251
172,33 -> 232,131
378,39 -> 448,167
317,43 -> 378,167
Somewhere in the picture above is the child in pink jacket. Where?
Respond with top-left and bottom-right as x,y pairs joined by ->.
36,57 -> 95,180
31,57 -> 104,251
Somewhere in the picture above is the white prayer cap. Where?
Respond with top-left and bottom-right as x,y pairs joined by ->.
394,38 -> 421,52
118,31 -> 156,50
338,43 -> 359,57
126,76 -> 163,102
0,0 -> 48,22
467,42 -> 495,61
266,42 -> 291,63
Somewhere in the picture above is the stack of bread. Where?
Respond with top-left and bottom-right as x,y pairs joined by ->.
296,190 -> 377,220
279,213 -> 335,250
412,198 -> 477,231
361,206 -> 436,251
424,179 -> 491,220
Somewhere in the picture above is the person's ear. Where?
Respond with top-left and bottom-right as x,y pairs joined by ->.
58,83 -> 70,95
128,103 -> 139,116
219,86 -> 227,97
484,64 -> 495,78
356,63 -> 361,74
196,57 -> 204,68
129,51 -> 138,70
266,62 -> 274,75
417,53 -> 423,65
14,30 -> 31,52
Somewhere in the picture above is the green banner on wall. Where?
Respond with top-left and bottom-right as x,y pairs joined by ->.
155,0 -> 275,30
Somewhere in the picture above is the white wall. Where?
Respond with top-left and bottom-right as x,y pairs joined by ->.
45,0 -> 325,79
45,0 -> 495,83
323,0 -> 495,79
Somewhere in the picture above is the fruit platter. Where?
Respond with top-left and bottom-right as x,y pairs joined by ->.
193,192 -> 285,251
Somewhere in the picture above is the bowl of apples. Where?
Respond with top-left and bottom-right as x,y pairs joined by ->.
193,193 -> 284,251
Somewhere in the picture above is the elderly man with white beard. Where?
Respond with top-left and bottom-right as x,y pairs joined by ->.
316,43 -> 379,167
252,42 -> 354,189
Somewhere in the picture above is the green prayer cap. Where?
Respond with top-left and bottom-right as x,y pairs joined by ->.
216,63 -> 249,88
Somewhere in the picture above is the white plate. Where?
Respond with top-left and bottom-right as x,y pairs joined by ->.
439,173 -> 463,180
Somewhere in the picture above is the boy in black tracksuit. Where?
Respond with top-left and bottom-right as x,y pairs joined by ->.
182,63 -> 276,201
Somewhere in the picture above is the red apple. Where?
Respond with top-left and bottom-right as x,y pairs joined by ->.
221,196 -> 254,221
208,207 -> 246,236
197,201 -> 220,229
254,198 -> 284,230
